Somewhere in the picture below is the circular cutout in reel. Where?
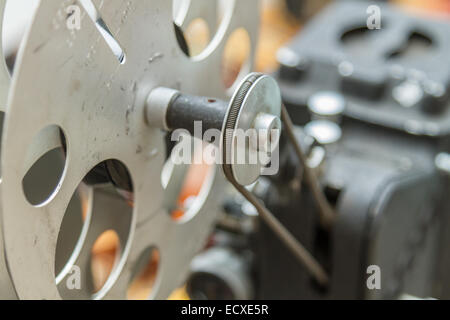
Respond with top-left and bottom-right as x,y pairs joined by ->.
1,0 -> 259,299
173,0 -> 222,58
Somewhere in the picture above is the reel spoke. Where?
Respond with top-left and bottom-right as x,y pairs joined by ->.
56,187 -> 133,299
0,0 -> 9,110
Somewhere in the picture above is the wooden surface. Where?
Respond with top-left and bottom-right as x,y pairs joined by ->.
394,0 -> 450,16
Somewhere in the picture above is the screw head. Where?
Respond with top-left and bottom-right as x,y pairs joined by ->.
308,91 -> 346,122
252,112 -> 282,153
304,120 -> 342,145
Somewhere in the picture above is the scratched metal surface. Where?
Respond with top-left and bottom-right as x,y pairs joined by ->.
0,0 -> 257,299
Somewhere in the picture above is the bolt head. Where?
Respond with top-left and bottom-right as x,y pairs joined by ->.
304,120 -> 342,145
252,112 -> 282,153
308,91 -> 346,121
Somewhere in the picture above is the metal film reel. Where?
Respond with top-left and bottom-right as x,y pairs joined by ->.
0,0 -> 37,299
0,0 -> 11,299
0,0 -> 259,299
